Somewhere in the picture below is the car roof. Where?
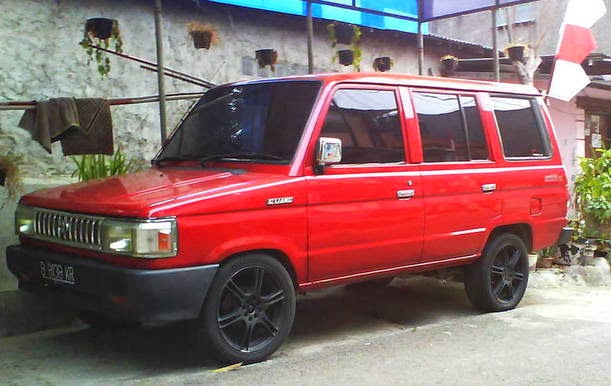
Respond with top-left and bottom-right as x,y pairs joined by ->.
230,72 -> 541,96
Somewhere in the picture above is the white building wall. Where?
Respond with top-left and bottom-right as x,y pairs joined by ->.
548,98 -> 581,186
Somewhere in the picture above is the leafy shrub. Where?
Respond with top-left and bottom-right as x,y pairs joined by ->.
573,147 -> 611,237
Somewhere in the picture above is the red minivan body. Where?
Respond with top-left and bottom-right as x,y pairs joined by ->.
7,73 -> 571,363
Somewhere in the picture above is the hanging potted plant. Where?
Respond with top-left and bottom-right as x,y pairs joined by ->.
187,21 -> 218,49
79,18 -> 123,78
327,22 -> 361,46
0,154 -> 23,204
505,43 -> 527,63
373,56 -> 393,72
440,54 -> 459,76
335,46 -> 362,71
256,49 -> 278,71
337,49 -> 354,66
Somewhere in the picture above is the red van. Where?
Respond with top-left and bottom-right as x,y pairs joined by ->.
7,73 -> 571,363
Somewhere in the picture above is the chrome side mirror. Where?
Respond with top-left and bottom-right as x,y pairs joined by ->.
316,137 -> 342,165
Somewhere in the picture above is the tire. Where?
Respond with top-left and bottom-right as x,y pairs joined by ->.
464,233 -> 529,312
199,254 -> 296,364
346,276 -> 394,290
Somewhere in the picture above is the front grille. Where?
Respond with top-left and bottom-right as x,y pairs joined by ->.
33,209 -> 103,250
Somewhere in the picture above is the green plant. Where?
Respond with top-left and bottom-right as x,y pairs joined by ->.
573,147 -> 611,237
79,19 -> 123,78
0,154 -> 23,200
70,148 -> 139,181
328,23 -> 362,71
538,246 -> 557,258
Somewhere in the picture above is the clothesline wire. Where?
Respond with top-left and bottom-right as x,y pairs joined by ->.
0,92 -> 205,111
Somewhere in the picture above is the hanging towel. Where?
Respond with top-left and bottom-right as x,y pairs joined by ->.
60,98 -> 114,155
18,98 -> 80,153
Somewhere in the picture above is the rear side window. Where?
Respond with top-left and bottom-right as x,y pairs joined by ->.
320,89 -> 404,164
412,92 -> 488,162
491,97 -> 551,158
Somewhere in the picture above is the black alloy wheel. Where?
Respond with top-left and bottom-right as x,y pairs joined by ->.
200,254 -> 295,364
489,245 -> 526,304
464,233 -> 529,312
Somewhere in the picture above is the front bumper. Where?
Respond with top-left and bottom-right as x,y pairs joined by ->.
6,245 -> 218,324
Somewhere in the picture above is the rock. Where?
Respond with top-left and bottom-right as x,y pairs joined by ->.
565,258 -> 611,287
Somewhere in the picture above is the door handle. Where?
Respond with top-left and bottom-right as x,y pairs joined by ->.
397,189 -> 415,199
482,183 -> 497,193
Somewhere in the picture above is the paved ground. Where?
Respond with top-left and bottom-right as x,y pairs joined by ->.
1,275 -> 610,385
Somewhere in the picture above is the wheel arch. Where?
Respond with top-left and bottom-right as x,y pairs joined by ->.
485,224 -> 533,252
222,249 -> 299,289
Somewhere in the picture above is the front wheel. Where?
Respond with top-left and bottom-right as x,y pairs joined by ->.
464,233 -> 529,312
198,254 -> 296,364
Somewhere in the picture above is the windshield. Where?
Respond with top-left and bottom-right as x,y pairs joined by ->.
156,80 -> 321,164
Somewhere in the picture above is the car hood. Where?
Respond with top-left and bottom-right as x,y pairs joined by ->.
20,167 -> 295,218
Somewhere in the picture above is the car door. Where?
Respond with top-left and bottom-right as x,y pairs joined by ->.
306,85 -> 424,283
409,89 -> 501,262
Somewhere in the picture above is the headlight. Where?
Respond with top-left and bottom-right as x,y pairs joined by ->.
15,205 -> 36,236
101,218 -> 177,258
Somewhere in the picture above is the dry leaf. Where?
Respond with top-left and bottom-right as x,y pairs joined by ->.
211,362 -> 243,373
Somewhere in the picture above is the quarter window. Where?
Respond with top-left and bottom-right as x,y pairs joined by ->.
491,97 -> 551,158
320,89 -> 404,164
413,92 -> 488,162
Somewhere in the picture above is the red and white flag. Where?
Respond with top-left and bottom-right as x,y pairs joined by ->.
548,0 -> 607,101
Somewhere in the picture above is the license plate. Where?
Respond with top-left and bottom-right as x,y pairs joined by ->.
40,261 -> 76,285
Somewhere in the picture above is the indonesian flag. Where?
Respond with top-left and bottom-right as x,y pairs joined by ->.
548,0 -> 607,101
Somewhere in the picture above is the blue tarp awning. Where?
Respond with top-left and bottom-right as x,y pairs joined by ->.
207,0 -> 540,33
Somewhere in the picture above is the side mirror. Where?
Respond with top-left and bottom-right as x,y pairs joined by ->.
316,137 -> 342,165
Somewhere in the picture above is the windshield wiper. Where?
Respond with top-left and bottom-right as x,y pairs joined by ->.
152,154 -> 206,167
199,152 -> 284,165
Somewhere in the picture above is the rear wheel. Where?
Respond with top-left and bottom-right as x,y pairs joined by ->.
199,254 -> 296,364
464,233 -> 529,312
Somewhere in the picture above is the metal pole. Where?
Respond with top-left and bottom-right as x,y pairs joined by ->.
154,0 -> 168,142
417,22 -> 424,75
306,1 -> 314,74
417,1 -> 424,75
492,2 -> 500,81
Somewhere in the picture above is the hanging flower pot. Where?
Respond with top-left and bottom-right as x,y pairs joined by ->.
334,24 -> 355,45
440,54 -> 459,76
337,49 -> 354,66
79,18 -> 123,78
327,23 -> 361,47
191,30 -> 212,49
373,57 -> 393,72
187,22 -> 218,50
256,49 -> 278,71
505,44 -> 527,63
84,18 -> 115,40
